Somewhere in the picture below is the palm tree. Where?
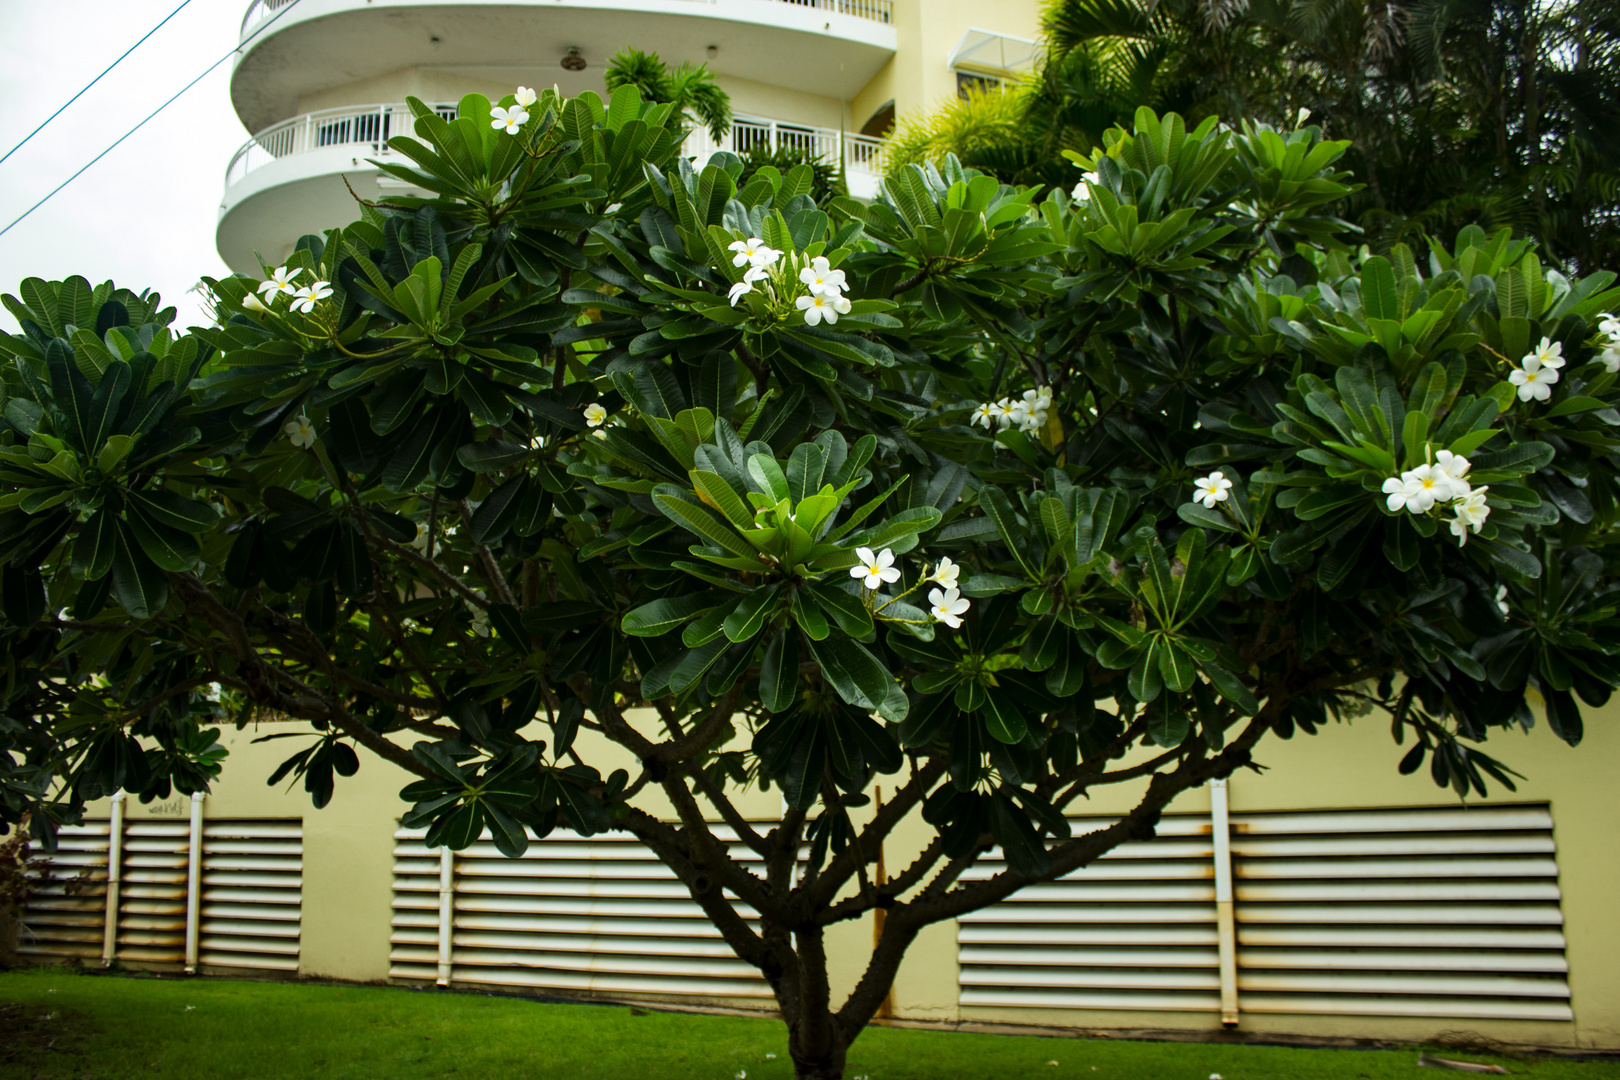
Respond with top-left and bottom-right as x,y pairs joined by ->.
893,0 -> 1620,269
603,48 -> 732,143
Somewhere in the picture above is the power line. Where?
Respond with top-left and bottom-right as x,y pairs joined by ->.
0,0 -> 194,168
0,0 -> 305,240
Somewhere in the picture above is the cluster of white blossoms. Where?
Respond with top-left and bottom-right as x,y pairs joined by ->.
1594,313 -> 1620,373
1381,450 -> 1490,545
850,549 -> 971,629
283,414 -> 316,449
971,387 -> 1052,434
725,239 -> 854,326
1508,337 -> 1564,402
1071,170 -> 1100,203
490,86 -> 537,135
248,265 -> 332,315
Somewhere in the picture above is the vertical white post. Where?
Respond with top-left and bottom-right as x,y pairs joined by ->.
436,846 -> 454,986
101,791 -> 125,967
184,793 -> 205,973
1210,778 -> 1239,1026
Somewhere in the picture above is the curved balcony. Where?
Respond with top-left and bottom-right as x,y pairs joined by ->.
216,104 -> 891,274
230,0 -> 897,134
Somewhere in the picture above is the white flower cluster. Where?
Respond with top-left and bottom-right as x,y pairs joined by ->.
1381,450 -> 1490,545
971,387 -> 1052,435
583,402 -> 611,440
724,239 -> 853,326
1071,170 -> 1099,203
490,87 -> 537,135
849,549 -> 970,629
1508,337 -> 1564,402
249,266 -> 332,315
1595,313 -> 1620,374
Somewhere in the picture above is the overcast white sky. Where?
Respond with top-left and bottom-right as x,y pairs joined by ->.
0,0 -> 249,330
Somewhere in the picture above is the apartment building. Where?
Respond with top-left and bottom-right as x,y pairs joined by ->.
216,0 -> 1044,272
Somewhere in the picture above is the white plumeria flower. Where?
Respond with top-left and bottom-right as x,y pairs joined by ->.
1192,471 -> 1233,508
1602,343 -> 1620,374
1015,389 -> 1051,433
1295,106 -> 1312,127
928,585 -> 971,629
257,265 -> 302,298
728,280 -> 754,306
971,402 -> 996,429
514,86 -> 537,107
798,256 -> 848,298
729,238 -> 764,267
1597,312 -> 1620,337
993,397 -> 1019,429
1071,171 -> 1099,203
410,523 -> 431,553
592,428 -> 609,440
242,292 -> 270,314
1523,336 -> 1564,370
797,292 -> 850,326
1448,487 -> 1491,545
1496,584 -> 1510,616
931,556 -> 961,588
289,281 -> 332,314
204,683 -> 222,703
1509,356 -> 1559,402
490,105 -> 529,134
1433,449 -> 1472,499
284,414 -> 317,449
850,546 -> 900,590
1384,464 -> 1447,513
583,403 -> 608,428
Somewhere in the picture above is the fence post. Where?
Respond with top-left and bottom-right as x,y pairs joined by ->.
184,792 -> 205,973
1210,778 -> 1239,1026
100,791 -> 125,967
436,845 -> 454,986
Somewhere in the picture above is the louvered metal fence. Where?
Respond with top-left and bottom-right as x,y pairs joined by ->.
960,801 -> 1571,1023
17,800 -> 302,975
390,826 -> 776,1000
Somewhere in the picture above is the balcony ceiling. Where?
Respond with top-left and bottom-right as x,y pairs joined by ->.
232,0 -> 897,132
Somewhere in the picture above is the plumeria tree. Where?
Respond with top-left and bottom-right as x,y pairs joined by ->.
3,90 -> 1620,1079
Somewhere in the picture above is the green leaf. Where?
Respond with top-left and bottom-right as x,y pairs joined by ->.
109,521 -> 168,619
622,593 -> 718,637
722,585 -> 779,643
979,687 -> 1027,744
809,582 -> 874,638
759,629 -> 800,713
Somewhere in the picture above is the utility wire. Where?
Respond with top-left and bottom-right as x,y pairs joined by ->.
0,0 -> 194,168
0,0 -> 305,240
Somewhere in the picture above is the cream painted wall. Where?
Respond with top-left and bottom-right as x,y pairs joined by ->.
75,693 -> 1620,1047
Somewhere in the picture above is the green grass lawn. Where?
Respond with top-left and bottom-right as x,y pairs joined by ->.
2,966 -> 1616,1080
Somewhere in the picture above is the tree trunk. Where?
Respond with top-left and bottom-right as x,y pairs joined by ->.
788,1018 -> 848,1080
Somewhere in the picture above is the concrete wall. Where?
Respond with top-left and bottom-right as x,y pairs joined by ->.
75,696 -> 1620,1048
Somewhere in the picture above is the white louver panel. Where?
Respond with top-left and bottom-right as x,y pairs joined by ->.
958,814 -> 1222,1012
199,821 -> 302,972
117,821 -> 191,964
16,823 -> 111,960
1232,805 -> 1572,1021
390,827 -> 773,1001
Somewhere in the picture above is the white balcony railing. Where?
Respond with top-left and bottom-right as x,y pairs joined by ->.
684,118 -> 890,176
224,103 -> 891,193
242,0 -> 892,36
224,103 -> 460,190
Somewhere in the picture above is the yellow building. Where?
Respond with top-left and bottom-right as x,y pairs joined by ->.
216,0 -> 1044,272
17,0 -> 1603,1057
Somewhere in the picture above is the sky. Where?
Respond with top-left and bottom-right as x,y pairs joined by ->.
0,0 -> 250,330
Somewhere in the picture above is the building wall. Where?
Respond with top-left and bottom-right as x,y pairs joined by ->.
69,697 -> 1620,1048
